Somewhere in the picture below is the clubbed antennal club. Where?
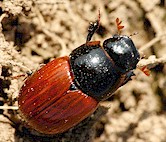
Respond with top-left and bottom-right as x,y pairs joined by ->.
116,18 -> 124,35
138,66 -> 151,76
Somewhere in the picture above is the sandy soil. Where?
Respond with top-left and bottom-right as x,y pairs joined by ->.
0,0 -> 166,142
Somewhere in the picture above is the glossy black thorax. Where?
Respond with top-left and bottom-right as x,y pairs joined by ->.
69,35 -> 140,101
70,42 -> 123,101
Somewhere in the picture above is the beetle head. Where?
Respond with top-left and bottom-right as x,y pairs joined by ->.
103,35 -> 140,73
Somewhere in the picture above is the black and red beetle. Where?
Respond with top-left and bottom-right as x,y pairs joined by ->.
18,18 -> 140,134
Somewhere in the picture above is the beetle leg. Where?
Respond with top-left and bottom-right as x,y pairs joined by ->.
86,10 -> 100,43
120,71 -> 135,86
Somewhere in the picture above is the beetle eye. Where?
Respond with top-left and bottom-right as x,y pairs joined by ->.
103,35 -> 140,73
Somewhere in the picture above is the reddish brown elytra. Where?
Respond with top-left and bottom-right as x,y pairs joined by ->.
18,57 -> 98,134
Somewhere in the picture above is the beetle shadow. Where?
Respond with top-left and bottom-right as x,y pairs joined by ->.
2,14 -> 36,48
14,106 -> 108,142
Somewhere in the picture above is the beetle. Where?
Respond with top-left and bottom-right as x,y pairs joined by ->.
18,17 -> 140,134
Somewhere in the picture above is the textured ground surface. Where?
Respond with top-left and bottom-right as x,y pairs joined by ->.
0,0 -> 166,142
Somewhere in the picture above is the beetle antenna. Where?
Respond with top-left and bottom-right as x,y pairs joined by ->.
86,10 -> 100,43
116,18 -> 124,35
137,66 -> 151,76
129,32 -> 138,37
